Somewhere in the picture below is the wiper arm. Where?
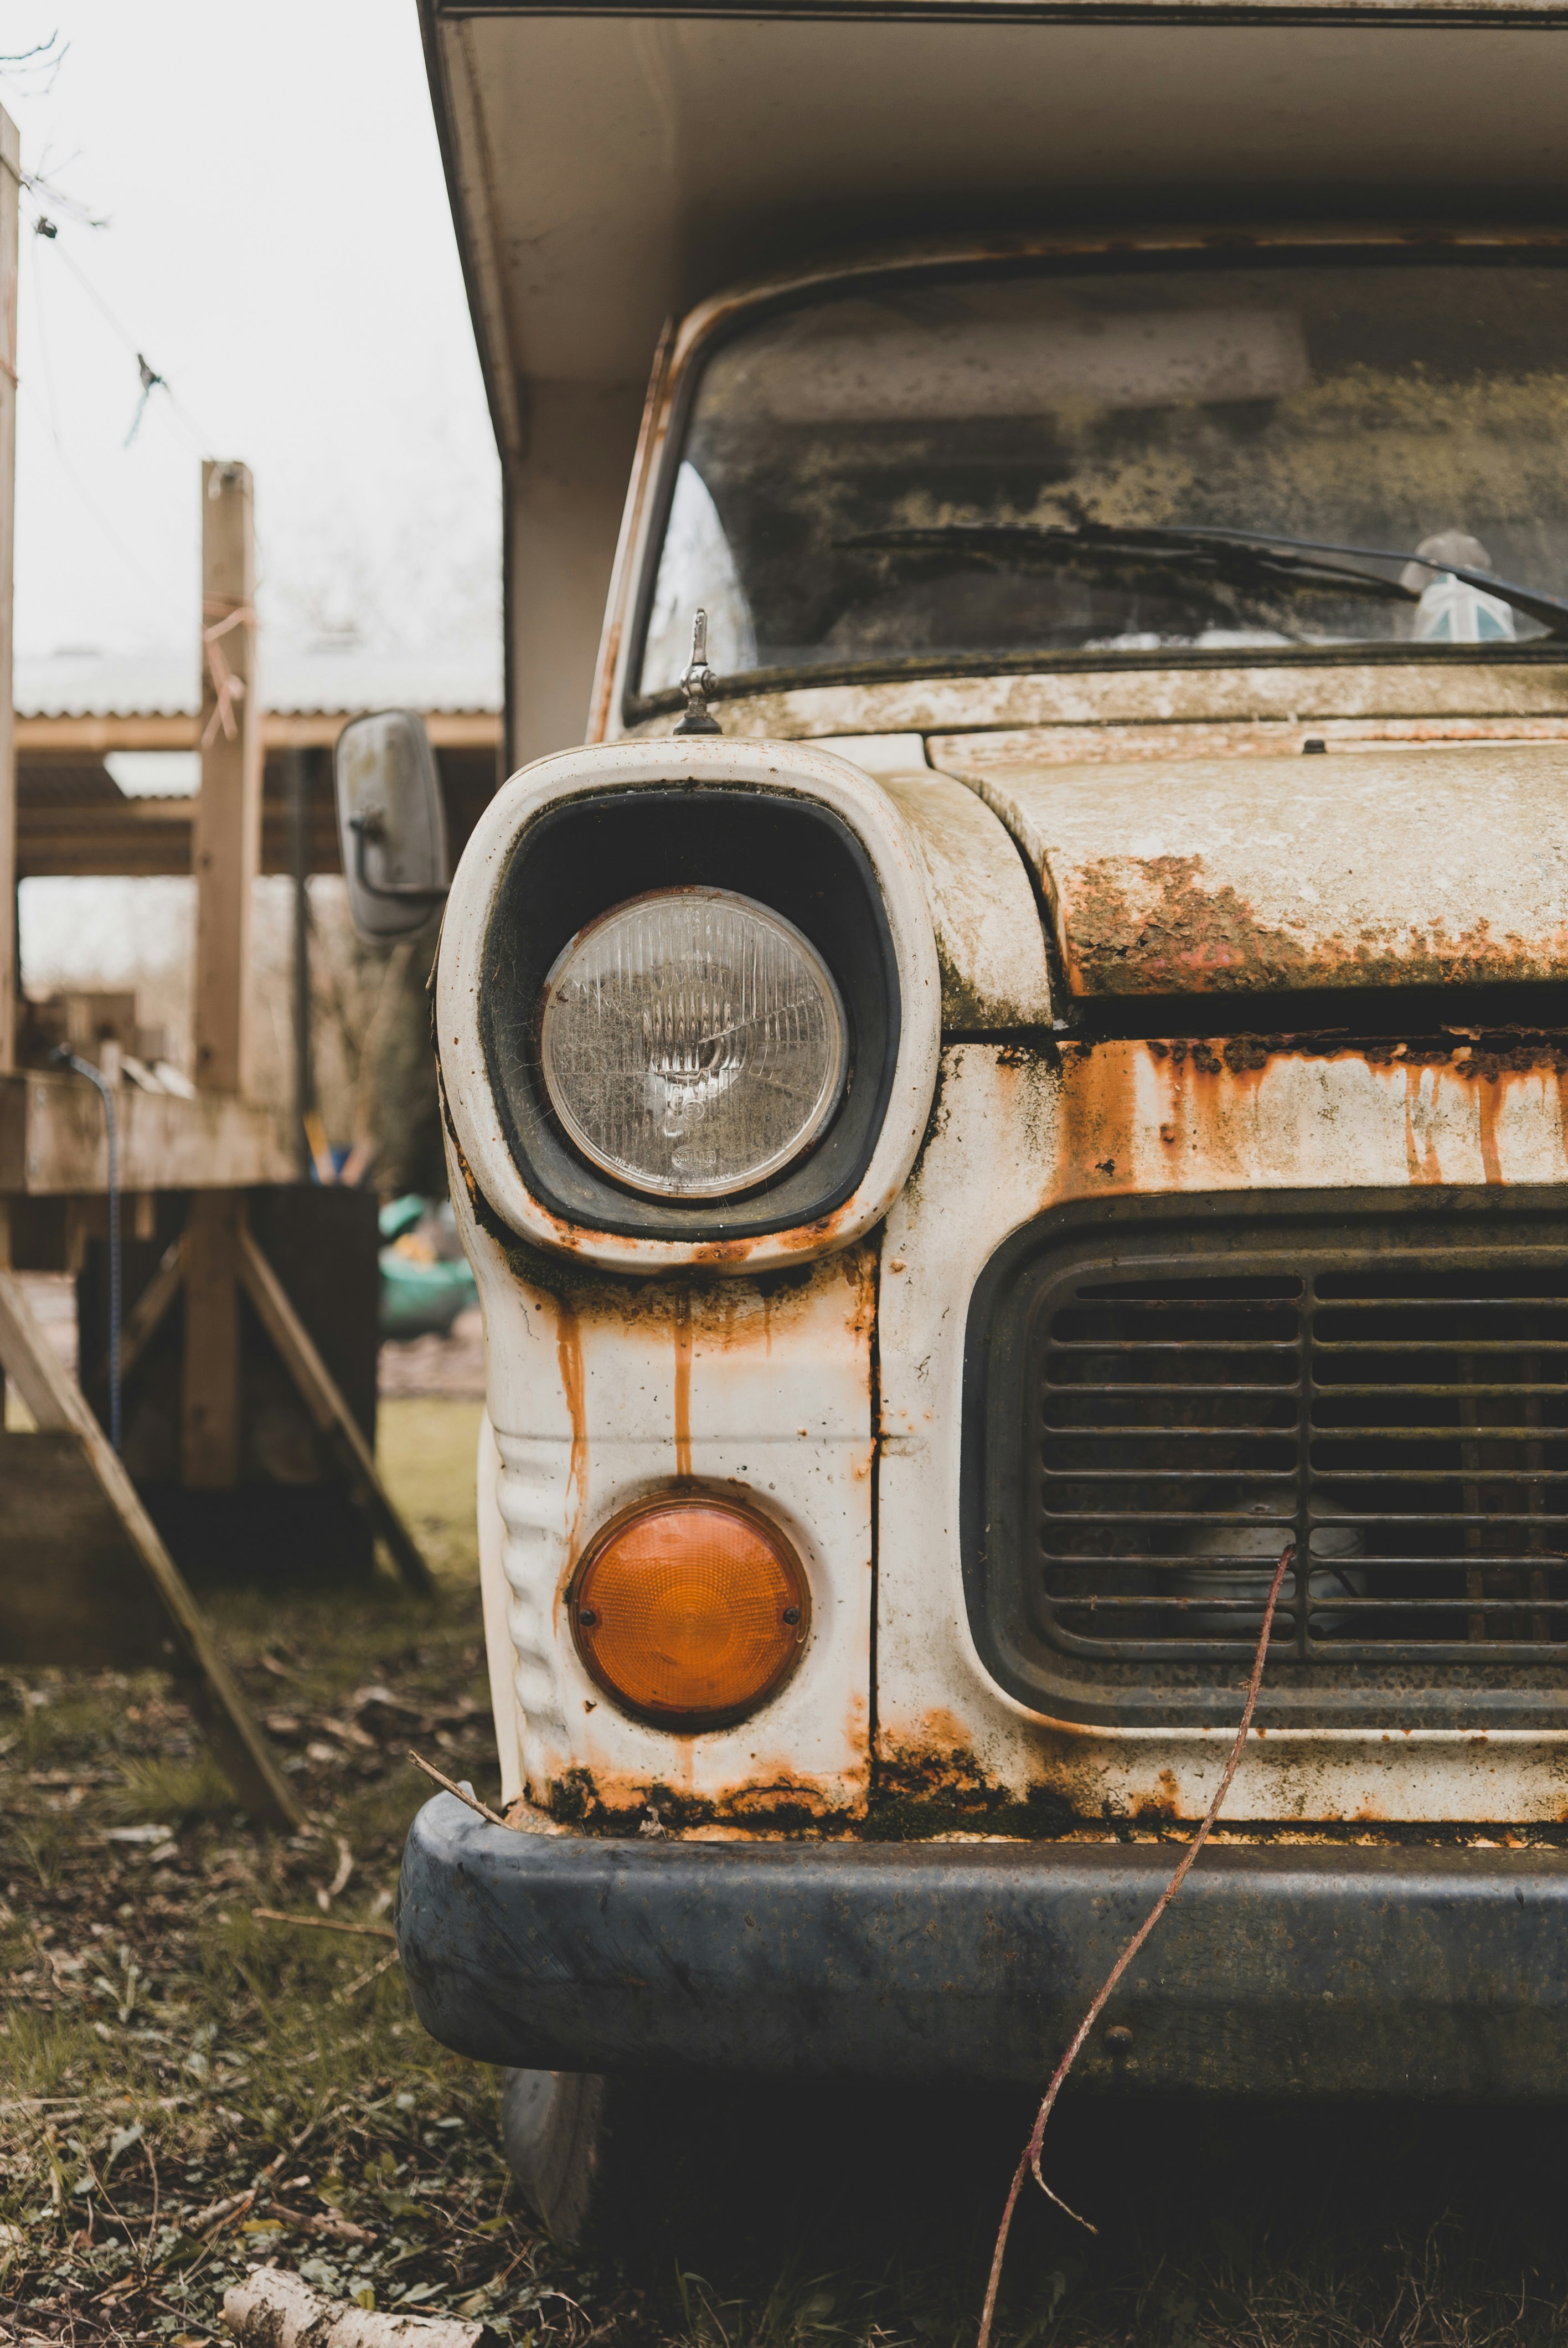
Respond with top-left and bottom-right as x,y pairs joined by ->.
842,522 -> 1568,640
840,522 -> 1416,621
1164,523 -> 1568,641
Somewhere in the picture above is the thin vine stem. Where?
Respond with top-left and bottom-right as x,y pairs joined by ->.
976,1540 -> 1296,2348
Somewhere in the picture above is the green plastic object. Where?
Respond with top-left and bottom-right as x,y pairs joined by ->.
379,1248 -> 478,1340
379,1192 -> 427,1242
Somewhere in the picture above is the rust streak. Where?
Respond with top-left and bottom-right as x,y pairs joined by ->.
1477,1078 -> 1504,1186
554,1296 -> 590,1558
1402,1064 -> 1422,1183
1055,1041 -> 1138,1201
673,1285 -> 693,1478
1402,1063 -> 1443,1185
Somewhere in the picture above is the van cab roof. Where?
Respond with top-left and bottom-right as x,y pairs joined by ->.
419,0 -> 1568,753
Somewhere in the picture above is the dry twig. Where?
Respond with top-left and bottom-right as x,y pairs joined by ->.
976,1541 -> 1296,2348
190,2150 -> 290,2239
266,2204 -> 376,2246
406,1750 -> 509,1828
252,1909 -> 396,1943
336,1948 -> 402,2004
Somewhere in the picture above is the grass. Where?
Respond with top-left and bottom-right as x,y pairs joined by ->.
4,1396 -> 1568,2346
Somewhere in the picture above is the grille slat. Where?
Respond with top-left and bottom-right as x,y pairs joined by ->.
1034,1243 -> 1568,1665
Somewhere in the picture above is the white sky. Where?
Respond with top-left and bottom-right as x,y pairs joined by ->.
4,2 -> 501,666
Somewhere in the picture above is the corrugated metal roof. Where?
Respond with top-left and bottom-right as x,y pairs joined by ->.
15,637 -> 502,720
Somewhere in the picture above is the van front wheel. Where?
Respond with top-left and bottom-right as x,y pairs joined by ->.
499,2068 -> 610,2246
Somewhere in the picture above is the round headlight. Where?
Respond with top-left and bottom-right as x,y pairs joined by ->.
539,888 -> 847,1199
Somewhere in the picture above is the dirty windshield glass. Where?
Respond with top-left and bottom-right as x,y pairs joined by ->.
638,261 -> 1568,692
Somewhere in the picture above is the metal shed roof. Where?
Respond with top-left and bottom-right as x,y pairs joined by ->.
14,640 -> 502,723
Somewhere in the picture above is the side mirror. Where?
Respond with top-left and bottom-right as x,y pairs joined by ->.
333,709 -> 450,941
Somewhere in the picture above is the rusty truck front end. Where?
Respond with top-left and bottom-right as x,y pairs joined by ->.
400,4 -> 1568,2125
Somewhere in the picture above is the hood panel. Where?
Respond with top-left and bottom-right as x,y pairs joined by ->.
932,737 -> 1568,996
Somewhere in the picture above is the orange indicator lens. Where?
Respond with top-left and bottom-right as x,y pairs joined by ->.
570,1497 -> 809,1726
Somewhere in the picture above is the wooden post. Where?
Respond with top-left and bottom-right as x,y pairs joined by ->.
0,106 -> 19,1080
184,462 -> 261,1487
192,460 -> 261,1093
288,747 -> 314,1181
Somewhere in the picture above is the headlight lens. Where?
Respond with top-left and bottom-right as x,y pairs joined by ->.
539,888 -> 847,1198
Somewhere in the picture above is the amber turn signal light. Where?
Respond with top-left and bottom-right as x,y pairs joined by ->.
569,1496 -> 809,1727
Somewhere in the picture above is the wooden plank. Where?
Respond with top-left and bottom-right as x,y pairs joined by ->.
238,1221 -> 434,1594
0,1072 -> 290,1194
0,1268 -> 301,1827
16,712 -> 502,754
18,797 -> 194,879
85,1233 -> 184,1401
0,107 -> 18,1076
192,461 -> 262,1097
182,1190 -> 241,1490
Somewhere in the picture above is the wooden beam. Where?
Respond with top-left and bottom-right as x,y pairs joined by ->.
0,1071 -> 290,1194
85,1233 -> 185,1401
0,1268 -> 301,1828
0,107 -> 18,1077
182,1189 -> 242,1490
16,711 -> 502,754
192,461 -> 262,1096
237,1219 -> 434,1595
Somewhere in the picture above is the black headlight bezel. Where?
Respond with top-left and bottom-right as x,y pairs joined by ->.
476,782 -> 902,1240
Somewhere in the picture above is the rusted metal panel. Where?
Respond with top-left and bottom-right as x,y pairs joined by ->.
875,767 -> 1054,1029
461,981 -> 1568,1830
620,660 -> 1568,749
876,1042 -> 1568,1826
931,715 -> 1568,766
932,739 -> 1568,994
456,1186 -> 876,1825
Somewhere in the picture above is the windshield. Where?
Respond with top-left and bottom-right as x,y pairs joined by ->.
637,259 -> 1568,694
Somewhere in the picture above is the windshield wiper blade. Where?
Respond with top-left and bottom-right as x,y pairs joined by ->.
1161,523 -> 1568,640
841,523 -> 1415,614
842,522 -> 1568,640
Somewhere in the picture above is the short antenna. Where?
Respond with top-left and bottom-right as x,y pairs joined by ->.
673,609 -> 721,736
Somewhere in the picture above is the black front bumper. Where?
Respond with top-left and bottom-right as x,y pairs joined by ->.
398,1796 -> 1568,2095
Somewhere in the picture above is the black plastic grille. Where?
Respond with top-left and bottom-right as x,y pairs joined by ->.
1038,1255 -> 1568,1661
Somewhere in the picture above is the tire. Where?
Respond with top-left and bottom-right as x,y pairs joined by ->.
499,2068 -> 610,2246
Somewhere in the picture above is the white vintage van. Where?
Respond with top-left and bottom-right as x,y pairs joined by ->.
381,0 -> 1568,2243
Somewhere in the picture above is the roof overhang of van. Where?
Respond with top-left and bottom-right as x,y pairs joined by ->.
421,0 -> 1568,455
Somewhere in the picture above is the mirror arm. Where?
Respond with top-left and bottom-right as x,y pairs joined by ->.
348,815 -> 450,905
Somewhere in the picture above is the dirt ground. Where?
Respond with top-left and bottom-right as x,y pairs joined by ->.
6,1393 -> 1568,2348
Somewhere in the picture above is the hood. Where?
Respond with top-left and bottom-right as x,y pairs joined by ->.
932,738 -> 1568,997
